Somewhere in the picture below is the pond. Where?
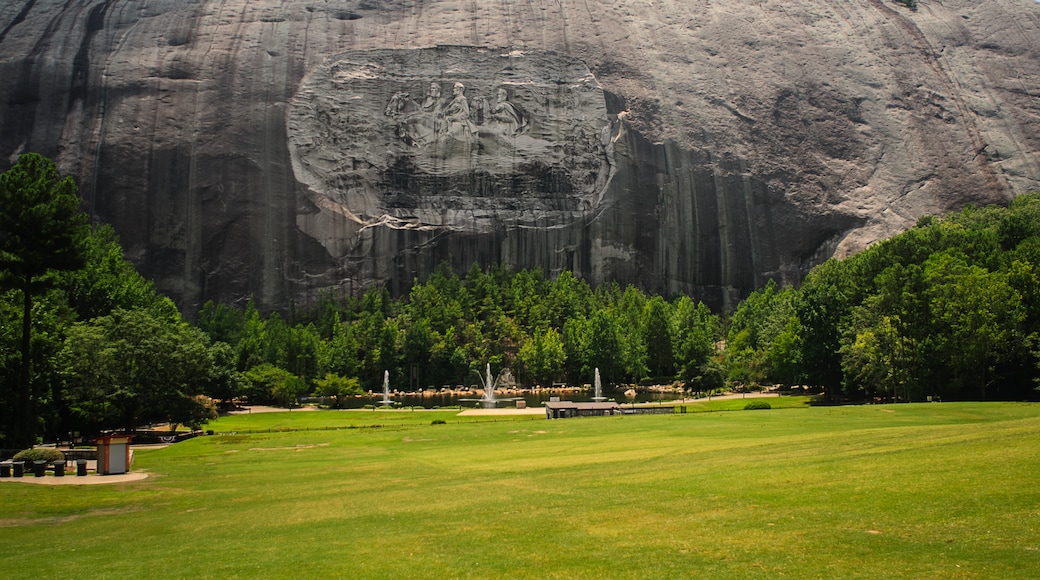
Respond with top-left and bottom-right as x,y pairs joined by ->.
328,387 -> 685,409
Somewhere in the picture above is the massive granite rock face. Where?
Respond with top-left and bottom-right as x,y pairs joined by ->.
0,0 -> 1038,312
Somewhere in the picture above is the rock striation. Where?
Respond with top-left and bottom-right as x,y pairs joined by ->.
0,0 -> 1038,312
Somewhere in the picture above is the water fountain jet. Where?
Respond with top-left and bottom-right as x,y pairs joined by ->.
378,370 -> 394,406
481,363 -> 498,408
591,367 -> 609,401
459,363 -> 522,408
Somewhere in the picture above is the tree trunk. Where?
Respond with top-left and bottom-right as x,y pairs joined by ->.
17,274 -> 34,448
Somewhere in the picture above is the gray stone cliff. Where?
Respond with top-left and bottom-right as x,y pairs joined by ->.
1,0 -> 1038,311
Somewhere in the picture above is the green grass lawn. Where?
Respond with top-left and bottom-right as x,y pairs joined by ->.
203,406 -> 542,433
2,402 -> 1039,578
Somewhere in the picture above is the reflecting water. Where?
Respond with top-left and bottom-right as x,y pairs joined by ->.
330,389 -> 682,409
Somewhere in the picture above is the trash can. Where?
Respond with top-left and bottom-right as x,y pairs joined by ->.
12,461 -> 24,477
0,462 -> 10,477
33,460 -> 47,477
53,460 -> 66,477
76,459 -> 88,476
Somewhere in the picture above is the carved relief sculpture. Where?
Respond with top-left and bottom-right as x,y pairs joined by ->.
490,87 -> 528,137
288,47 -> 620,258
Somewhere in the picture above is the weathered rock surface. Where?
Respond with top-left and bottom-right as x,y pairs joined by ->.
1,0 -> 1038,311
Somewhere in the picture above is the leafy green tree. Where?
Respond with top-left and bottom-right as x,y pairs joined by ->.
57,322 -> 118,434
377,318 -> 403,383
586,310 -> 624,384
179,395 -> 219,431
546,270 -> 593,328
841,311 -> 911,402
60,305 -> 217,433
198,300 -> 246,346
641,295 -> 675,379
202,341 -> 240,407
562,316 -> 591,383
923,251 -> 1025,399
8,288 -> 79,442
797,195 -> 1040,400
235,299 -> 267,370
727,280 -> 778,351
283,323 -> 321,381
406,266 -> 467,334
693,357 -> 727,395
305,287 -> 353,340
672,297 -> 719,384
272,375 -> 310,409
725,341 -> 767,390
240,363 -> 296,406
724,280 -> 800,387
313,373 -> 362,408
795,259 -> 855,398
60,225 -> 158,319
0,153 -> 89,446
466,262 -> 506,325
766,314 -> 803,387
425,325 -> 464,387
508,268 -> 550,331
319,313 -> 361,380
518,327 -> 567,386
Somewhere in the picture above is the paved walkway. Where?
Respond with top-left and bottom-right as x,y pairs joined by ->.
457,407 -> 546,416
0,446 -> 167,485
0,470 -> 149,485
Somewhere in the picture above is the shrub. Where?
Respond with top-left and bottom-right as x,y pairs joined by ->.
431,419 -> 447,425
13,448 -> 65,464
744,401 -> 772,410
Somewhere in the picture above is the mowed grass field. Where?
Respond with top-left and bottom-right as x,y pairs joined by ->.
2,402 -> 1039,578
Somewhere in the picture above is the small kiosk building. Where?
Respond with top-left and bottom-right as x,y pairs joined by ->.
95,434 -> 133,475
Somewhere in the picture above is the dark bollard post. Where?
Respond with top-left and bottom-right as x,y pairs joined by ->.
53,460 -> 66,477
0,462 -> 10,477
33,460 -> 47,477
12,461 -> 24,477
76,459 -> 88,476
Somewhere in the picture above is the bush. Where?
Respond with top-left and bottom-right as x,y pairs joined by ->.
744,401 -> 772,410
431,419 -> 447,425
12,448 -> 65,464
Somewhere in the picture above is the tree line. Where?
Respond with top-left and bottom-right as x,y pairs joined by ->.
726,194 -> 1040,402
1,153 -> 724,447
2,153 -> 1038,447
1,155 -> 230,447
196,262 -> 723,402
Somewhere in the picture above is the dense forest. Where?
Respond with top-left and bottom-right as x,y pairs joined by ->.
197,263 -> 723,397
198,192 -> 1040,406
728,194 -> 1040,402
2,154 -> 1038,448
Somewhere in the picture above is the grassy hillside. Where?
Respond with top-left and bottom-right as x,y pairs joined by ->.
2,402 -> 1038,578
